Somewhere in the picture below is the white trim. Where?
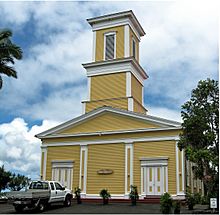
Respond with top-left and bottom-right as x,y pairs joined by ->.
166,166 -> 168,192
82,102 -> 86,114
87,10 -> 145,37
79,145 -> 88,192
141,167 -> 143,194
42,148 -> 47,180
40,126 -> 181,139
51,160 -> 74,168
124,25 -> 130,57
85,194 -> 126,199
126,72 -> 131,97
128,97 -> 134,111
181,150 -> 185,192
42,136 -> 180,147
83,57 -> 147,85
130,144 -> 133,187
142,86 -> 144,105
92,31 -> 96,61
87,77 -> 91,101
176,142 -> 180,194
104,31 -> 116,60
90,18 -> 142,41
125,144 -> 128,194
36,106 -> 181,137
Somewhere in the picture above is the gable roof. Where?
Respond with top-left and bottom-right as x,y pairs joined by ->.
36,106 -> 181,139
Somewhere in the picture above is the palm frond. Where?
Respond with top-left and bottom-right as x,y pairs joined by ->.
0,64 -> 17,78
0,75 -> 2,89
0,29 -> 12,42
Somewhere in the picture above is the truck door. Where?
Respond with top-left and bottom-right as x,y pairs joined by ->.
54,182 -> 66,201
49,182 -> 57,203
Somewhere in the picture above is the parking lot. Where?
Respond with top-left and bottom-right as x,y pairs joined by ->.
0,201 -> 161,214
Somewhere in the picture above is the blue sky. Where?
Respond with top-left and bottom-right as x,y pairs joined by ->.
0,1 -> 218,179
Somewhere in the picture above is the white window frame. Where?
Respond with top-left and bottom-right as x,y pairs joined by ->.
103,31 -> 116,60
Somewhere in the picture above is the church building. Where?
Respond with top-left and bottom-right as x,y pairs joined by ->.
36,10 -> 203,199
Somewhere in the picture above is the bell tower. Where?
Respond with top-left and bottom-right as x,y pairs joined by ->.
82,10 -> 148,114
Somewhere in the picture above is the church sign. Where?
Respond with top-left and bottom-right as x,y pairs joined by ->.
97,169 -> 113,175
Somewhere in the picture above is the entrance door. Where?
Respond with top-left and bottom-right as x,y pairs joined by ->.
146,167 -> 163,195
52,167 -> 72,190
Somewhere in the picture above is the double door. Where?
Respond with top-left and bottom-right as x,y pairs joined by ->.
52,167 -> 72,190
146,166 -> 163,195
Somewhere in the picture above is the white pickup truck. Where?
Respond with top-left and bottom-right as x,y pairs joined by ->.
6,180 -> 73,213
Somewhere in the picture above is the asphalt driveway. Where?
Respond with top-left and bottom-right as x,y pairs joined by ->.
0,202 -> 161,214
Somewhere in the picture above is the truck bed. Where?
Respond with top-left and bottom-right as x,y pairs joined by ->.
6,190 -> 50,199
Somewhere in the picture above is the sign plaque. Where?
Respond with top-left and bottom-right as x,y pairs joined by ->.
210,198 -> 217,209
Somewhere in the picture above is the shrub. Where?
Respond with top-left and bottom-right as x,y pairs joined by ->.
194,192 -> 201,204
99,189 -> 111,205
186,192 -> 196,210
129,185 -> 139,206
173,201 -> 181,214
160,192 -> 173,214
201,196 -> 209,205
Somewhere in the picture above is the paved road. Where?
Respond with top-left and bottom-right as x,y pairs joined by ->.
0,202 -> 161,214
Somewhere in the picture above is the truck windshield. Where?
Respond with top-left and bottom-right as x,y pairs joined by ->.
29,181 -> 49,190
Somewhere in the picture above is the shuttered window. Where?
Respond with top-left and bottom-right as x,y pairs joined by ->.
105,33 -> 115,60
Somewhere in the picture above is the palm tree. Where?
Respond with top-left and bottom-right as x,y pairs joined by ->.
0,29 -> 23,89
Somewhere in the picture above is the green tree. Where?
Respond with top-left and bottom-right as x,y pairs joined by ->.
178,79 -> 219,197
0,165 -> 11,192
7,173 -> 30,191
0,29 -> 23,89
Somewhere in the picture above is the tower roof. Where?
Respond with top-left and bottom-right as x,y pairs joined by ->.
87,10 -> 145,38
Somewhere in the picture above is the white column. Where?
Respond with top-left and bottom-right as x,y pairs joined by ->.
166,166 -> 168,192
176,142 -> 180,195
128,98 -> 134,111
124,25 -> 130,57
125,143 -> 133,194
41,147 -> 47,180
126,72 -> 131,97
181,150 -> 185,193
87,77 -> 91,101
79,145 -> 88,193
92,31 -> 96,61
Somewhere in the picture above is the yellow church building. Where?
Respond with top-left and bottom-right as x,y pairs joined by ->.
36,10 -> 203,200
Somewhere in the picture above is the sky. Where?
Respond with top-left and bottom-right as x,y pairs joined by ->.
0,1 -> 218,179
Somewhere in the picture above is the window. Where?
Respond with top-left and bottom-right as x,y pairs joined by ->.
132,38 -> 136,58
50,182 -> 55,190
29,181 -> 49,190
104,32 -> 116,60
55,182 -> 63,190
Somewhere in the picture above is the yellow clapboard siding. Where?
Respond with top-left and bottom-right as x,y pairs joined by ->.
85,98 -> 128,113
91,73 -> 126,100
130,27 -> 139,62
95,26 -> 124,61
133,141 -> 177,195
131,74 -> 143,104
46,146 -> 80,190
44,129 -> 181,144
60,112 -> 160,134
87,143 -> 124,194
133,99 -> 146,114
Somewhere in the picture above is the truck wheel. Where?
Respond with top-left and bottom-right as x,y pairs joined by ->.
38,202 -> 46,212
64,195 -> 72,207
14,205 -> 24,213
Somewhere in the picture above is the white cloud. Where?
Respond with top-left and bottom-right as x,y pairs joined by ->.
148,106 -> 182,123
0,118 -> 59,179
